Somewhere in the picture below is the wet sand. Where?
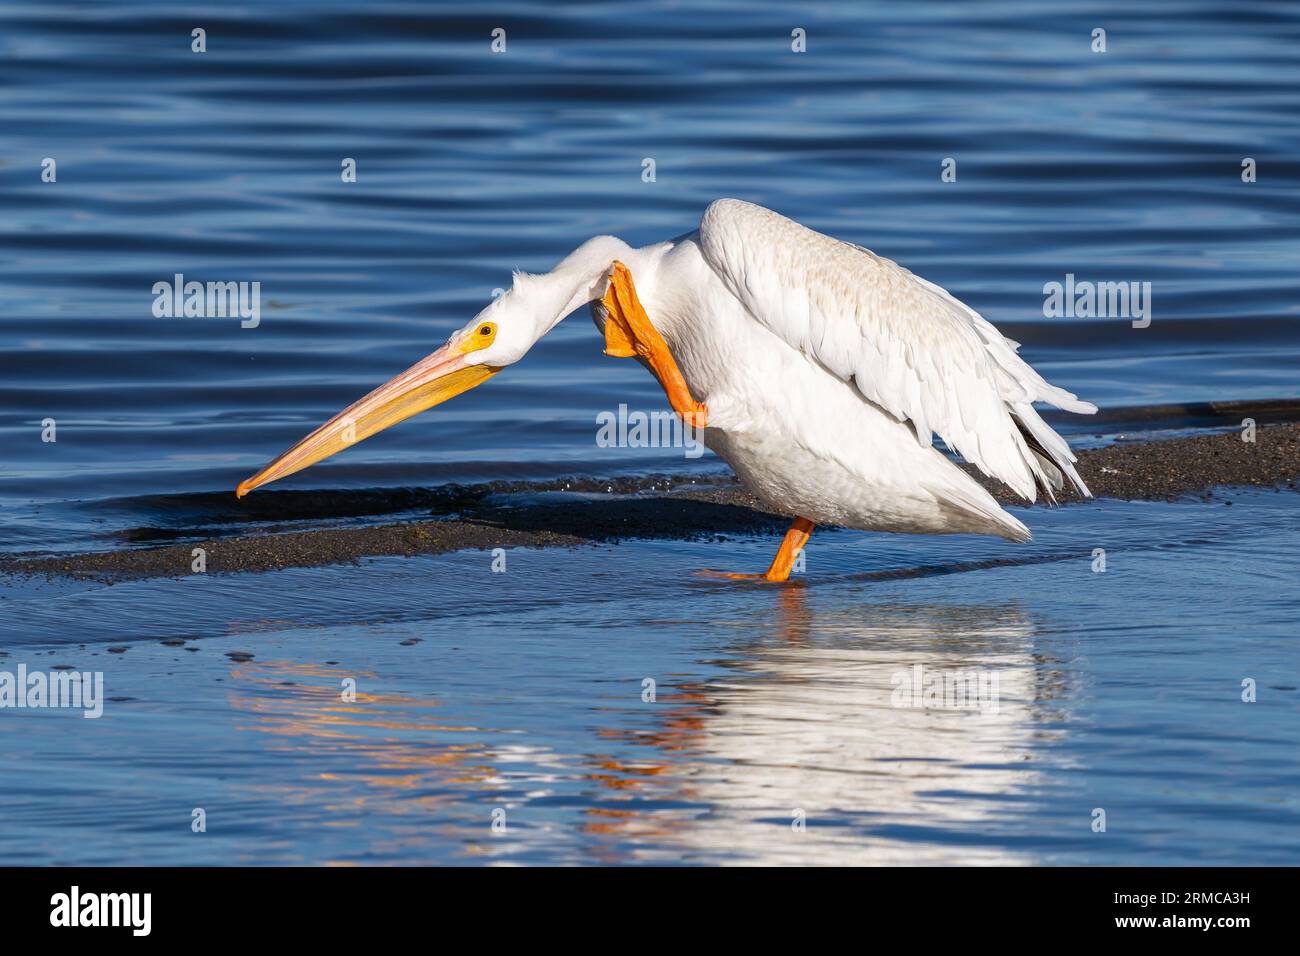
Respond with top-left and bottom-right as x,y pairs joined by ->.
4,421 -> 1298,581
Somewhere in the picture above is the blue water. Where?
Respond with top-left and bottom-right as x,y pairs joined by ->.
1,1 -> 1298,865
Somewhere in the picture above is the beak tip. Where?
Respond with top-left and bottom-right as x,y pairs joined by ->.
236,479 -> 255,499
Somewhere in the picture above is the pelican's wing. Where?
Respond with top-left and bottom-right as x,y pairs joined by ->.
697,199 -> 1096,502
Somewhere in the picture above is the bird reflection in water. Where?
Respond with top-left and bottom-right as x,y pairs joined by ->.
580,589 -> 1073,865
217,592 -> 1072,865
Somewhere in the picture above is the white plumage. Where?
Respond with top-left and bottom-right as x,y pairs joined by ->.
592,199 -> 1095,542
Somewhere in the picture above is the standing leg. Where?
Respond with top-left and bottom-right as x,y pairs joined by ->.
708,517 -> 815,583
763,517 -> 814,582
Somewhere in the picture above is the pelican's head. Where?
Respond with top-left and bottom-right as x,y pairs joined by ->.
234,285 -> 553,498
454,278 -> 559,367
235,236 -> 628,498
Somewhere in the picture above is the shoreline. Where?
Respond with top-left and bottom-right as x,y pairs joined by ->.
3,422 -> 1298,582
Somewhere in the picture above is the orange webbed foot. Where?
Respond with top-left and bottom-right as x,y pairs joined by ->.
599,261 -> 708,429
695,517 -> 815,584
695,569 -> 769,581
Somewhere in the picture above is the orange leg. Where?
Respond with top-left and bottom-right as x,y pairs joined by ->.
706,517 -> 815,583
600,261 -> 708,429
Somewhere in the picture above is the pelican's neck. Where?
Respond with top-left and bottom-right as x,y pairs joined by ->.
533,234 -> 632,334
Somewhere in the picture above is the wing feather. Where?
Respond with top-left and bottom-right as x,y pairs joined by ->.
698,199 -> 1096,502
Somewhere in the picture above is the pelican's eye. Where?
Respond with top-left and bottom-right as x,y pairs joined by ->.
462,321 -> 497,353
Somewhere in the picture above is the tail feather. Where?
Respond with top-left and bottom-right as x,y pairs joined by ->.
923,477 -> 1032,543
1013,403 -> 1092,499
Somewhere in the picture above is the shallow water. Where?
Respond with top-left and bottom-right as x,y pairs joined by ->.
1,1 -> 1299,865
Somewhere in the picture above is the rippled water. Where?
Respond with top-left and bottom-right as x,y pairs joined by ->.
2,1 -> 1298,865
6,488 -> 1299,865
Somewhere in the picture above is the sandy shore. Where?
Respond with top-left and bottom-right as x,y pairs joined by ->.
4,421 -> 1298,581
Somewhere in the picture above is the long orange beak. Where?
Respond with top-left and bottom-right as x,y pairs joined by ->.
236,341 -> 500,497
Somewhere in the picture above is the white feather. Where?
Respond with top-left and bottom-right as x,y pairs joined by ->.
696,198 -> 1095,503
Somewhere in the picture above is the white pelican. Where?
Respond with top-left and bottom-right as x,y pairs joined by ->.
237,199 -> 1096,581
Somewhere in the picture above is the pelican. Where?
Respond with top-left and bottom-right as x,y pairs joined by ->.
237,199 -> 1095,581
